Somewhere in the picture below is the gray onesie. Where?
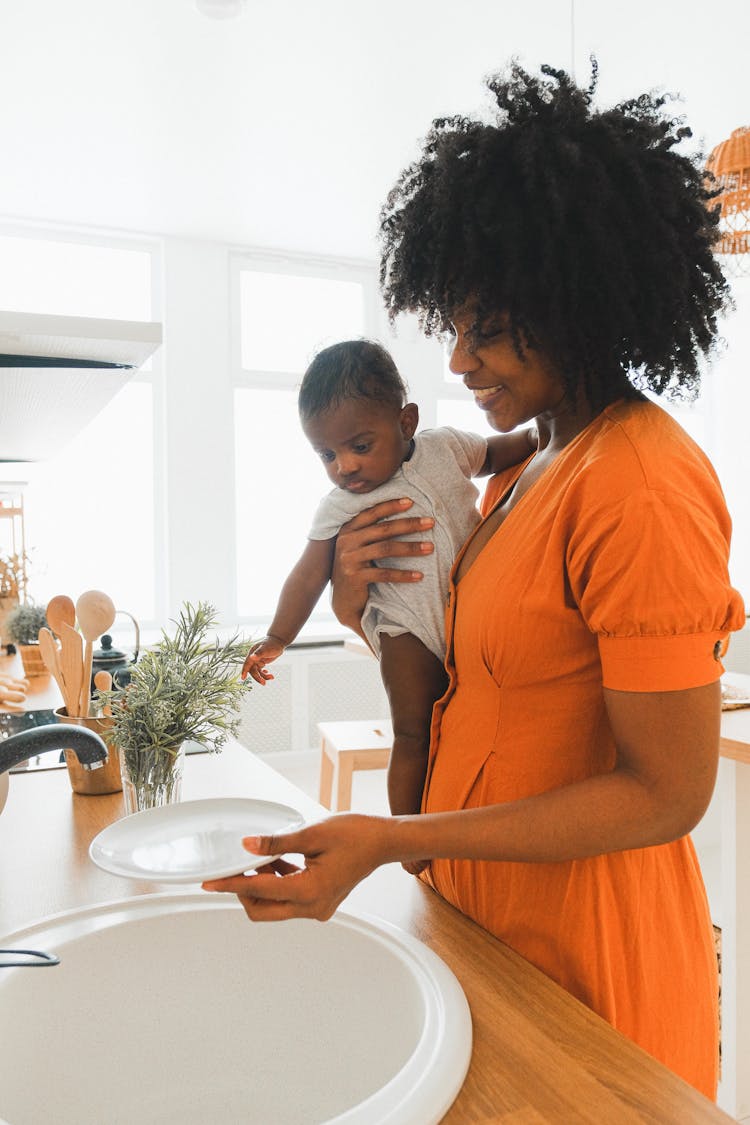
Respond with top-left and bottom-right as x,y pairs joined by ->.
307,427 -> 487,661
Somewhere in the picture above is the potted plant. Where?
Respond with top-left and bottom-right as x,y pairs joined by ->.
0,551 -> 29,649
97,601 -> 252,815
4,602 -> 48,677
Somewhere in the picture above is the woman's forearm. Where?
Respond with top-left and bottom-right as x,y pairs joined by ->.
204,687 -> 719,923
382,766 -> 702,867
379,683 -> 720,866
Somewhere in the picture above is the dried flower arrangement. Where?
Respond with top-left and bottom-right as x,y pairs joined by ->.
0,551 -> 29,602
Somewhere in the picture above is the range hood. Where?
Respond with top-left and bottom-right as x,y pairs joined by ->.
0,310 -> 163,462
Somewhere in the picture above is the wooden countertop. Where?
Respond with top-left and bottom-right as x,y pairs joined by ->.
0,736 -> 734,1123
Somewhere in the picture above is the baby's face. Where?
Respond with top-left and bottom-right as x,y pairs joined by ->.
302,398 -> 417,494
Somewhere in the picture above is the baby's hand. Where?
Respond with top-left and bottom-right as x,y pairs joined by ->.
241,635 -> 286,685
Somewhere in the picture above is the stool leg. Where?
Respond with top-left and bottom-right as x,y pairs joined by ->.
318,739 -> 334,809
336,753 -> 354,812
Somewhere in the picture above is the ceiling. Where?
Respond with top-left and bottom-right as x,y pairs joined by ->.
0,0 -> 747,261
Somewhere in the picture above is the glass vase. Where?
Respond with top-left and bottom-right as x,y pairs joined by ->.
119,741 -> 186,816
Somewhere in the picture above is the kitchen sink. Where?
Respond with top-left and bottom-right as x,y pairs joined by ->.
0,892 -> 472,1124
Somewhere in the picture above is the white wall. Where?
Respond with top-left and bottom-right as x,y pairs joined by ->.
161,237 -> 237,620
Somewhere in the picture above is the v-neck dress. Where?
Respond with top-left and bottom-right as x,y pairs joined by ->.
421,398 -> 745,1097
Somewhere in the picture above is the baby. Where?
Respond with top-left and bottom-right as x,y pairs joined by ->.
242,339 -> 535,822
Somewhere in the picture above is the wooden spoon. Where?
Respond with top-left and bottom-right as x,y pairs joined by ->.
93,669 -> 113,717
75,590 -> 116,718
46,595 -> 76,639
38,627 -> 66,705
59,622 -> 84,718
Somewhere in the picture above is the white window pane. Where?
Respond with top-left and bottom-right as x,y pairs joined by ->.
21,382 -> 155,621
235,388 -> 332,622
240,271 -> 365,373
0,236 -> 152,321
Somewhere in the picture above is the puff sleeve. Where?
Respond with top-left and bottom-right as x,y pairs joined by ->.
566,486 -> 746,691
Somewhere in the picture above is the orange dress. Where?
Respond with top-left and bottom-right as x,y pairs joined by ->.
422,398 -> 746,1097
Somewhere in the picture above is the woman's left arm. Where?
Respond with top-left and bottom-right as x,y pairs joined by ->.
204,681 -> 721,921
599,682 -> 721,842
392,680 -> 722,863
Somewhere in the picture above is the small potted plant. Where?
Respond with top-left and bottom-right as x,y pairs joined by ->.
4,602 -> 48,677
97,601 -> 252,815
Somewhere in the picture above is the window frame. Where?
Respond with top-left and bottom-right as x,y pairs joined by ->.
229,249 -> 382,632
229,248 -> 381,392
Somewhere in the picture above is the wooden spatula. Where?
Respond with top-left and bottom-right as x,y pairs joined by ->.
38,626 -> 66,706
59,622 -> 84,718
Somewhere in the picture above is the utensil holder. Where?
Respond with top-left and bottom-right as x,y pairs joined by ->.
53,708 -> 122,795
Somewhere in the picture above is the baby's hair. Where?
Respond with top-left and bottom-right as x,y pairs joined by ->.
379,60 -> 730,407
298,339 -> 408,420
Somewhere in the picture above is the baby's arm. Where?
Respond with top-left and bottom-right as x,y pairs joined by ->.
242,538 -> 336,684
479,427 -> 538,476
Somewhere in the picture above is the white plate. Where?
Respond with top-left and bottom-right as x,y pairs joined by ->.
89,797 -> 304,883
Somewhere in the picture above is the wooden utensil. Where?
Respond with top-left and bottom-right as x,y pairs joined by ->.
59,622 -> 84,718
75,590 -> 116,719
45,594 -> 76,639
38,627 -> 66,704
48,596 -> 80,715
93,669 -> 113,716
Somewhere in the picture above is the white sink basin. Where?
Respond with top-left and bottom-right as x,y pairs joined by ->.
0,893 -> 472,1124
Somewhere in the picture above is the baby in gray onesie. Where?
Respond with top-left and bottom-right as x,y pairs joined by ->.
307,424 -> 487,662
242,340 -> 535,826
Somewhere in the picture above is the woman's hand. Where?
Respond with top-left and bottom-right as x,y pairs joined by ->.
331,498 -> 435,632
202,814 -> 396,922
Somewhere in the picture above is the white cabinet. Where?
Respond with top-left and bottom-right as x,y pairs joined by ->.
694,678 -> 750,1119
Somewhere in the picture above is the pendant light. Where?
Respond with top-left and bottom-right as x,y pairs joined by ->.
706,127 -> 750,276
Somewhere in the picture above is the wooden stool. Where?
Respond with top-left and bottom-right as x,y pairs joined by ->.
318,719 -> 393,811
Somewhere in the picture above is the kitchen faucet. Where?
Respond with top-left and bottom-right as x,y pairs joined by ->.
0,724 -> 109,966
0,724 -> 107,775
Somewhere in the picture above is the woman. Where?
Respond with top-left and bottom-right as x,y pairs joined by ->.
205,63 -> 745,1096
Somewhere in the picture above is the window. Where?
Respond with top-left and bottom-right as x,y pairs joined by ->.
0,230 -> 160,624
234,387 -> 326,620
238,270 -> 366,374
233,258 -> 372,625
